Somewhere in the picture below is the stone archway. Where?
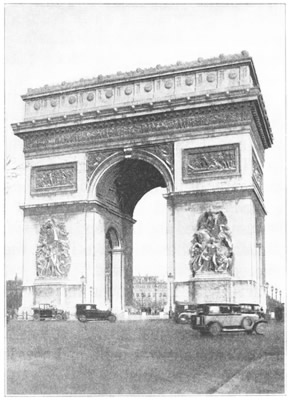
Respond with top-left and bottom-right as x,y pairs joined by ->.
13,52 -> 273,314
91,153 -> 171,312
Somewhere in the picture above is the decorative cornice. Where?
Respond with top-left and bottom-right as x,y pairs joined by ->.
23,51 -> 251,98
20,199 -> 136,223
12,87 -> 260,134
165,186 -> 266,215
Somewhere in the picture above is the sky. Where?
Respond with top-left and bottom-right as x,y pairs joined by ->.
4,2 -> 286,299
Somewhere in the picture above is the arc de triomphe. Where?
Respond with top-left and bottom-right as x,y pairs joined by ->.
12,51 -> 272,314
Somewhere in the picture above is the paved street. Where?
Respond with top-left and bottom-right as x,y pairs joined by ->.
6,319 -> 284,395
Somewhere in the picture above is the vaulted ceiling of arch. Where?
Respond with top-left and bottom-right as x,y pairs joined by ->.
96,159 -> 166,216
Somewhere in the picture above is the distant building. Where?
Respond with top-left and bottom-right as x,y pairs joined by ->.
133,276 -> 167,310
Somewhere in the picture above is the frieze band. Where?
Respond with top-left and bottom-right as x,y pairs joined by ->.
23,103 -> 253,155
31,162 -> 77,195
182,143 -> 240,181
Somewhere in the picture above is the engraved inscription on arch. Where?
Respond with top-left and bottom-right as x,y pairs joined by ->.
182,143 -> 240,181
31,162 -> 77,195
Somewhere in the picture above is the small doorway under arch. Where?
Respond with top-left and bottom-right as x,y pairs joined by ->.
105,227 -> 123,311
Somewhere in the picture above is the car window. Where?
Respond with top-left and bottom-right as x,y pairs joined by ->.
232,306 -> 241,313
208,306 -> 220,314
241,305 -> 251,312
220,306 -> 231,314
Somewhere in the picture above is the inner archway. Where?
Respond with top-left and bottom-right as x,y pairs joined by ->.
95,156 -> 169,311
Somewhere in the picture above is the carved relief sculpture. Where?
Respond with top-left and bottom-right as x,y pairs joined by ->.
252,151 -> 263,194
31,162 -> 77,194
145,143 -> 174,172
183,144 -> 239,181
22,103 -> 254,154
36,218 -> 71,278
189,211 -> 233,276
87,150 -> 116,182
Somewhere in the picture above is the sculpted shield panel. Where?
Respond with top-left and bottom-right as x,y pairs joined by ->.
189,211 -> 233,276
36,218 -> 71,278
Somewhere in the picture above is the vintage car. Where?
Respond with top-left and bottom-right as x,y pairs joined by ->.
76,304 -> 117,323
190,303 -> 267,336
32,304 -> 68,321
173,302 -> 197,324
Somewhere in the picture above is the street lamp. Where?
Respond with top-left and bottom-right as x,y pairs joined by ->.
90,286 -> 93,303
279,290 -> 282,303
271,286 -> 274,299
265,282 -> 269,296
154,279 -> 157,312
80,275 -> 85,304
275,288 -> 278,301
168,272 -> 174,318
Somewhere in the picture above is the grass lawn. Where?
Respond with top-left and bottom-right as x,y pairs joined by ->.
6,319 -> 284,395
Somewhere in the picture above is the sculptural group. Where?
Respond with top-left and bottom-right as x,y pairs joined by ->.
190,211 -> 233,276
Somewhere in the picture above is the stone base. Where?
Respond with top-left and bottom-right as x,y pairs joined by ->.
174,273 -> 259,305
21,280 -> 83,315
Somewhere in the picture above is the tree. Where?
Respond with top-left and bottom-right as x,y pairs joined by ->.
6,275 -> 22,314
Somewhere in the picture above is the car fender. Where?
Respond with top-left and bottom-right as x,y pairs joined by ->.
253,319 -> 268,329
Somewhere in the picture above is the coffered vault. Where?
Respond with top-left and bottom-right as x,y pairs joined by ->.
12,51 -> 272,314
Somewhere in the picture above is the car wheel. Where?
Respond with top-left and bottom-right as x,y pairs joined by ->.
33,314 -> 40,321
241,317 -> 255,330
208,322 -> 222,336
56,314 -> 62,321
254,321 -> 268,335
78,314 -> 87,323
108,315 -> 116,323
178,315 -> 189,324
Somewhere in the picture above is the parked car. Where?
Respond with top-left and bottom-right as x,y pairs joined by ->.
76,304 -> 117,323
190,303 -> 267,336
173,302 -> 197,324
240,303 -> 265,319
32,304 -> 68,321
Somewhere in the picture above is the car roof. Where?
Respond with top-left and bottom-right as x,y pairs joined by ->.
197,303 -> 240,306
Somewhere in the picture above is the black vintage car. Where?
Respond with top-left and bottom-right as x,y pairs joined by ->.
190,303 -> 267,336
76,304 -> 117,323
173,302 -> 197,324
32,304 -> 68,321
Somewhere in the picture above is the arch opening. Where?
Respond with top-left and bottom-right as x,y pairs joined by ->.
94,157 -> 170,313
133,187 -> 168,313
96,158 -> 167,217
